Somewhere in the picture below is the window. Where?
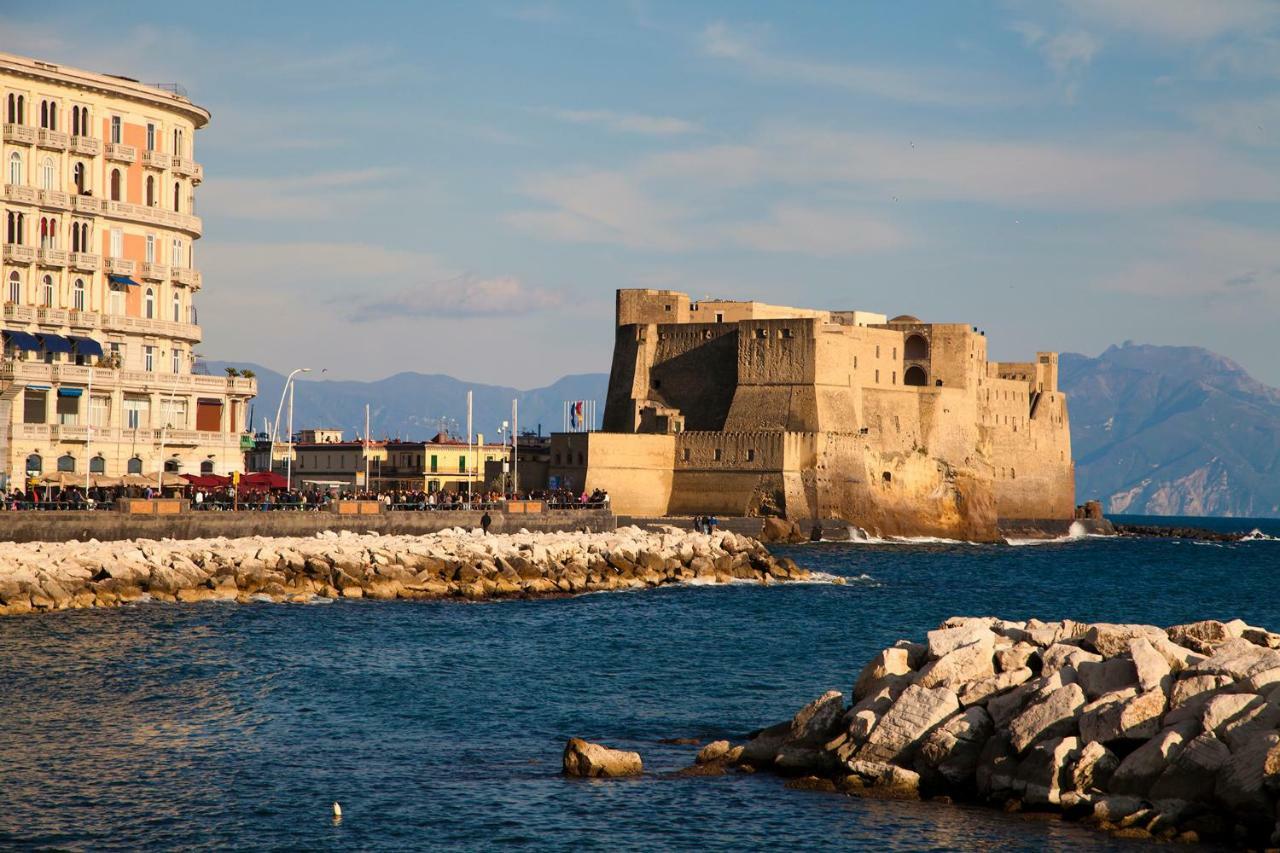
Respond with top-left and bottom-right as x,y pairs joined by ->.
23,390 -> 46,424
905,334 -> 928,360
172,347 -> 181,373
173,181 -> 180,212
144,345 -> 154,371
90,456 -> 105,474
713,448 -> 723,461
145,175 -> 154,207
109,228 -> 122,257
173,128 -> 183,157
56,393 -> 79,425
73,162 -> 85,194
200,460 -> 214,475
146,235 -> 155,262
682,448 -> 690,462
430,455 -> 437,472
125,398 -> 148,429
146,123 -> 155,151
876,345 -> 880,357
42,275 -> 54,307
875,369 -> 880,383
39,216 -> 57,249
108,286 -> 124,316
26,454 -> 42,474
459,455 -> 467,472
145,288 -> 155,319
73,279 -> 85,311
71,105 -> 81,136
40,157 -> 54,190
127,457 -> 142,474
8,151 -> 21,185
8,271 -> 19,304
715,312 -> 724,323
110,169 -> 121,201
172,292 -> 180,322
90,396 -> 109,428
172,237 -> 183,267
110,115 -> 121,144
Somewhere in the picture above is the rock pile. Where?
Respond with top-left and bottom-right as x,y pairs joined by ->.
725,617 -> 1280,846
0,526 -> 809,616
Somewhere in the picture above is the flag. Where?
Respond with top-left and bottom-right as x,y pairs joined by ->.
570,400 -> 584,429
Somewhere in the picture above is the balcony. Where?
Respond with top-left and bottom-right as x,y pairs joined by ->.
71,195 -> 105,215
171,267 -> 202,288
141,262 -> 170,281
105,257 -> 136,275
101,199 -> 203,237
68,252 -> 100,271
36,188 -> 70,210
2,244 -> 35,264
172,156 -> 201,179
4,305 -> 36,323
100,313 -> 202,343
3,184 -> 36,204
68,310 -> 99,329
69,136 -> 100,157
141,149 -> 171,169
36,307 -> 70,326
37,248 -> 68,268
2,124 -> 35,145
104,142 -> 137,163
36,128 -> 68,150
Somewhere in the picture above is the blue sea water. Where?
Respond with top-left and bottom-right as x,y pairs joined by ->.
1,516 -> 1277,851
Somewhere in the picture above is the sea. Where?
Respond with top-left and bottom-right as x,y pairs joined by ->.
1,515 -> 1277,851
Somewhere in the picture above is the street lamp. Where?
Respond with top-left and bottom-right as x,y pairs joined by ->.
269,367 -> 310,488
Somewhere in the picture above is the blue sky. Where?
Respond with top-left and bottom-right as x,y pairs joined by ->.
5,0 -> 1279,386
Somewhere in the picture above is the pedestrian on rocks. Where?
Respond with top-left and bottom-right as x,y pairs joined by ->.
693,515 -> 703,534
707,515 -> 719,533
481,510 -> 492,535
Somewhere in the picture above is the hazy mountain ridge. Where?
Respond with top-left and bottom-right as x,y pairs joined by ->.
214,341 -> 1280,518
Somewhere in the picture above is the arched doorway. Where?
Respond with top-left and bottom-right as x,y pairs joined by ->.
905,334 -> 929,360
904,365 -> 928,386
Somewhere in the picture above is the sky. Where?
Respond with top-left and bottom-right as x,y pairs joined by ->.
4,0 -> 1279,387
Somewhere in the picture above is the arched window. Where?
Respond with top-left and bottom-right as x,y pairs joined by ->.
173,181 -> 180,212
200,460 -> 214,475
8,151 -> 21,186
40,157 -> 54,191
16,95 -> 23,124
73,162 -> 85,194
42,275 -> 54,307
110,169 -> 121,201
78,222 -> 89,250
5,94 -> 13,123
172,292 -> 180,322
164,457 -> 181,473
6,211 -> 14,243
39,217 -> 48,247
90,456 -> 105,474
127,456 -> 142,475
14,212 -> 24,245
71,222 -> 79,252
73,279 -> 85,311
40,100 -> 48,129
904,365 -> 928,386
26,454 -> 42,474
47,102 -> 56,131
145,175 -> 154,207
57,454 -> 75,473
8,271 -> 20,304
905,334 -> 929,361
71,105 -> 79,136
145,288 -> 155,319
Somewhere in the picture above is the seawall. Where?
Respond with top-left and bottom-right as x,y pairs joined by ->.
0,508 -> 616,544
702,616 -> 1280,847
0,526 -> 810,616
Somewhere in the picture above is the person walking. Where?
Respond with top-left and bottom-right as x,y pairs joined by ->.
480,510 -> 492,535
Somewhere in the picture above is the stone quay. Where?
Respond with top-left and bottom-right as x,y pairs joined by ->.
696,616 -> 1280,847
0,526 -> 809,615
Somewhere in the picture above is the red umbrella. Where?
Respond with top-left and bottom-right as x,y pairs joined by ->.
237,471 -> 288,491
181,473 -> 232,489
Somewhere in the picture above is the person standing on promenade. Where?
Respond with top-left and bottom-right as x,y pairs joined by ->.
480,510 -> 492,535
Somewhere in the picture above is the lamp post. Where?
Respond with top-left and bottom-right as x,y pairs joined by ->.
269,367 -> 310,484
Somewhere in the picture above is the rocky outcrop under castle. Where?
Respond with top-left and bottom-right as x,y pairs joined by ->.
0,526 -> 808,615
719,617 -> 1280,846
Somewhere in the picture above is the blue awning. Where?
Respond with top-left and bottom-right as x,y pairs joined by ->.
25,384 -> 50,391
67,336 -> 103,357
37,334 -> 73,354
57,388 -> 83,397
2,330 -> 41,352
108,274 -> 140,287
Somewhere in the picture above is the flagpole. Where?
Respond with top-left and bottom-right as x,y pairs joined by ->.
466,390 -> 473,504
512,398 -> 518,498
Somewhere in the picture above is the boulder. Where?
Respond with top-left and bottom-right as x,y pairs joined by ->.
1041,643 -> 1101,676
562,738 -> 643,778
1165,673 -> 1233,724
1215,731 -> 1280,831
1200,692 -> 1263,736
1076,657 -> 1137,700
841,760 -> 922,800
926,624 -> 997,659
916,635 -> 996,689
1069,740 -> 1119,793
1129,637 -> 1172,693
696,740 -> 733,764
995,642 -> 1039,674
788,690 -> 846,746
1014,736 -> 1081,805
1008,683 -> 1086,753
975,733 -> 1018,798
1148,732 -> 1230,802
856,684 -> 960,764
852,648 -> 913,701
1084,623 -> 1166,658
1078,688 -> 1165,743
1109,721 -> 1197,796
1167,620 -> 1233,654
739,720 -> 791,767
1188,639 -> 1280,693
915,706 -> 993,784
957,667 -> 1032,707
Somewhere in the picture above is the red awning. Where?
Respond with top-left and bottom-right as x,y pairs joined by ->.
237,471 -> 288,491
181,473 -> 232,489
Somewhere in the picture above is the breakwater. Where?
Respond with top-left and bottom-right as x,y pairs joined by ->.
0,526 -> 809,615
716,616 -> 1280,846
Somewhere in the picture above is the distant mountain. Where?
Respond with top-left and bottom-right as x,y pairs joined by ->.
213,341 -> 1280,518
1060,344 -> 1280,518
205,361 -> 609,442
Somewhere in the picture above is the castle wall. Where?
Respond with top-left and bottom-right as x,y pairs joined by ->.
548,432 -> 674,516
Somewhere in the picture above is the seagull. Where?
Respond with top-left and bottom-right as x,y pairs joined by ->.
333,802 -> 342,823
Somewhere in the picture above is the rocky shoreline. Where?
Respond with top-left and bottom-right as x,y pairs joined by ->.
700,617 -> 1280,846
0,526 -> 810,616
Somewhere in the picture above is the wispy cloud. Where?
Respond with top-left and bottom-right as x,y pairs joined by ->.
1011,21 -> 1101,101
700,21 -> 1021,107
1182,95 -> 1280,146
1057,0 -> 1280,43
349,275 -> 563,321
549,109 -> 701,136
198,169 -> 399,222
722,205 -> 908,256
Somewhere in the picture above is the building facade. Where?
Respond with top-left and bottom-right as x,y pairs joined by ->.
1,52 -> 255,484
548,289 -> 1075,540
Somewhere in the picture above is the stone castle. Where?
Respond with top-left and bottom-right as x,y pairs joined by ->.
548,289 -> 1074,540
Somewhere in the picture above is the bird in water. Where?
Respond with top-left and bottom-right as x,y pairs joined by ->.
332,802 -> 342,824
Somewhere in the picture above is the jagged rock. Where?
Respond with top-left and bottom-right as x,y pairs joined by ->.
1076,657 -> 1137,700
853,648 -> 913,700
915,706 -> 993,784
1109,721 -> 1197,796
856,684 -> 959,764
739,720 -> 791,767
841,760 -> 921,799
995,642 -> 1039,674
975,733 -> 1017,798
1187,638 -> 1280,693
926,624 -> 997,659
1041,643 -> 1101,676
1201,693 -> 1262,736
957,667 -> 1032,707
1069,740 -> 1119,793
1149,732 -> 1230,802
562,738 -> 643,778
1167,620 -> 1233,654
1079,688 -> 1165,743
1092,794 -> 1147,823
917,634 -> 996,689
696,740 -> 733,764
1008,683 -> 1086,753
1165,673 -> 1233,725
1014,736 -> 1080,805
789,690 -> 846,746
1084,623 -> 1166,658
1215,731 -> 1280,831
1129,637 -> 1172,693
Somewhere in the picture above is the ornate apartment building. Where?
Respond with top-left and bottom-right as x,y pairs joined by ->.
0,52 -> 255,484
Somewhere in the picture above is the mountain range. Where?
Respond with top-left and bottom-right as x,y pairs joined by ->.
211,342 -> 1280,518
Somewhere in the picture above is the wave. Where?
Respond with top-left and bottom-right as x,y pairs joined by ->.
1241,528 -> 1278,542
1005,521 -> 1090,548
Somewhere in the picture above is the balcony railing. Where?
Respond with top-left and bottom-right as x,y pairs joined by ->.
172,157 -> 200,178
3,184 -> 36,204
68,310 -> 99,329
0,362 -> 255,401
102,199 -> 202,237
171,267 -> 201,288
141,150 -> 171,169
100,314 -> 202,343
104,142 -> 137,163
3,124 -> 35,145
10,421 -> 238,446
36,307 -> 70,326
35,188 -> 70,210
140,262 -> 170,281
37,248 -> 68,267
4,305 -> 36,323
3,244 -> 35,264
68,252 -> 100,271
36,129 -> 68,150
69,136 -> 100,156
104,257 -> 136,275
71,195 -> 106,215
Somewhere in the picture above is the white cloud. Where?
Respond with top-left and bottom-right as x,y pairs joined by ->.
1057,0 -> 1280,43
550,109 -> 700,136
700,21 -> 1021,107
1183,95 -> 1280,146
349,275 -> 563,321
1011,21 -> 1101,101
